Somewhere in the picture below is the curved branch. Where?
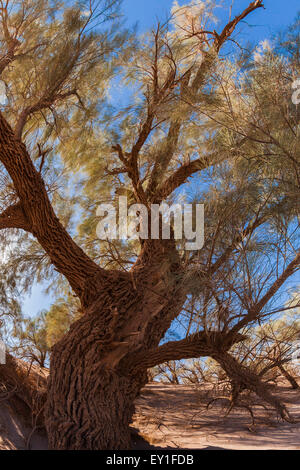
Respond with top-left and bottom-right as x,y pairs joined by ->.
213,350 -> 294,422
0,111 -> 104,301
127,331 -> 247,371
214,1 -> 264,53
154,156 -> 210,203
146,119 -> 182,199
14,89 -> 78,140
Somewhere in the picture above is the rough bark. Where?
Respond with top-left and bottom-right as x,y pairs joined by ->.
127,331 -> 248,372
44,264 -> 184,449
45,293 -> 147,449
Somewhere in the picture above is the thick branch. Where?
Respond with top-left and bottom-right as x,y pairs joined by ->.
191,1 -> 264,91
128,331 -> 247,371
154,157 -> 210,203
214,1 -> 264,52
0,111 -> 104,300
0,353 -> 47,427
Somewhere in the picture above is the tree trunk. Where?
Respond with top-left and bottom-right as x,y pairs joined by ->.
45,315 -> 148,449
278,364 -> 299,390
43,266 -> 175,450
46,360 -> 146,450
44,290 -> 152,449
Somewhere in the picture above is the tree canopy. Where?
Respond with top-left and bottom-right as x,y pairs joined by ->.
0,0 -> 299,450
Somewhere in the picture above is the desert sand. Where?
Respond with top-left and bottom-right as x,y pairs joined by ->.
132,382 -> 300,450
1,381 -> 300,450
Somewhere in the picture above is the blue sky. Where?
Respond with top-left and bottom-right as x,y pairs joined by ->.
23,0 -> 300,317
123,0 -> 300,43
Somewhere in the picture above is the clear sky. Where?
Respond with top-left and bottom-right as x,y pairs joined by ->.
123,0 -> 300,43
23,0 -> 300,318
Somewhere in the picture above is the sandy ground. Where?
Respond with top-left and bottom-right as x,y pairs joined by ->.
1,381 -> 300,450
131,382 -> 300,450
0,403 -> 48,450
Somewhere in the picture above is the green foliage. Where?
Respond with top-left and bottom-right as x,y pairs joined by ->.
44,296 -> 81,347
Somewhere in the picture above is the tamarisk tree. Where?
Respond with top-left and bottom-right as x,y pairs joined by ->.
0,0 -> 299,449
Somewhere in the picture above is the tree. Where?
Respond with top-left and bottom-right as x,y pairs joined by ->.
12,311 -> 49,367
0,0 -> 299,449
11,295 -> 80,367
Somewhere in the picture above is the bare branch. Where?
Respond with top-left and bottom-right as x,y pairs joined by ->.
230,250 -> 300,335
154,156 -> 210,203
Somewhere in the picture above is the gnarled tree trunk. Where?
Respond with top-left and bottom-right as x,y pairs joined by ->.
44,262 -> 184,450
46,346 -> 146,450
